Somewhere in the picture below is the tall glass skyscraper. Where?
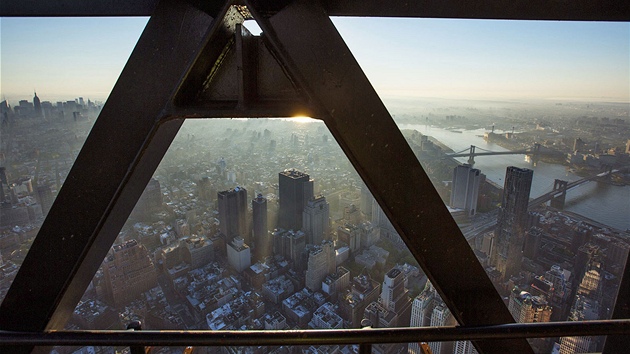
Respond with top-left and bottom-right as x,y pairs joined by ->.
218,186 -> 248,243
278,169 -> 313,231
491,166 -> 534,282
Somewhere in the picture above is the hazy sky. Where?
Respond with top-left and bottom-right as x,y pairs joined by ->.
1,16 -> 628,104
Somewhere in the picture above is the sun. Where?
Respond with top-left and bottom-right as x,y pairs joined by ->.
287,116 -> 317,124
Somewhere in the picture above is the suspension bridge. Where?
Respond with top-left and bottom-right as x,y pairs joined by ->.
446,143 -> 544,165
528,168 -> 620,209
462,168 -> 622,240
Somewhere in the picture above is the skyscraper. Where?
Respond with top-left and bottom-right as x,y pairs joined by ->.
218,187 -> 248,243
33,91 -> 42,117
337,224 -> 361,254
508,288 -> 553,323
305,241 -> 335,291
491,166 -> 533,281
252,193 -> 269,261
272,228 -> 306,264
278,169 -> 313,231
429,303 -> 456,354
302,195 -> 330,245
450,164 -> 483,216
132,178 -> 163,218
379,267 -> 412,327
36,184 -> 53,216
364,267 -> 412,354
453,341 -> 478,354
409,283 -> 436,354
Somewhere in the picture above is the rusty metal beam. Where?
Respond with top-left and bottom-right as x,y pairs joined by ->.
248,0 -> 533,353
2,0 -> 629,20
0,0 -> 221,353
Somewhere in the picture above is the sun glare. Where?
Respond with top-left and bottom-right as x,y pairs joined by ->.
288,116 -> 317,124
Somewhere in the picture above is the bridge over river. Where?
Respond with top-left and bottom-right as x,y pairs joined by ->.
461,168 -> 622,240
445,143 -> 548,165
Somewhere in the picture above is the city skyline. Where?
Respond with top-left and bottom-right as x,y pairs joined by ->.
1,17 -> 628,103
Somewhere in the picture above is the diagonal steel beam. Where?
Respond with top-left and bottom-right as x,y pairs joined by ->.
248,0 -> 533,353
0,0 -> 224,352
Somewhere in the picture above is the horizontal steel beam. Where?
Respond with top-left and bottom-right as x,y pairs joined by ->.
0,320 -> 629,346
2,0 -> 629,20
320,0 -> 630,21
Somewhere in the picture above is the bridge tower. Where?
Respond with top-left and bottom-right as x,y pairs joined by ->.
529,143 -> 542,166
467,145 -> 476,166
550,179 -> 569,209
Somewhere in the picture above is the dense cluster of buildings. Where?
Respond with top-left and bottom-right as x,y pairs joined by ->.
1,93 -> 628,354
474,166 -> 629,353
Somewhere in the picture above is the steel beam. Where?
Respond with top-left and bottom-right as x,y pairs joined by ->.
320,0 -> 630,21
0,0 -> 221,353
2,0 -> 629,20
248,1 -> 532,353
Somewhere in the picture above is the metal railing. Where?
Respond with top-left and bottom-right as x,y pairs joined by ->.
1,320 -> 629,352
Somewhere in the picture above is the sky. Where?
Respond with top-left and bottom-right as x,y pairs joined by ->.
1,16 -> 628,104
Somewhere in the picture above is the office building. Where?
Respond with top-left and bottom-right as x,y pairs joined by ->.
559,295 -> 600,354
227,236 -> 251,273
302,195 -> 330,245
273,228 -> 306,264
305,241 -> 336,291
450,164 -> 483,216
102,240 -> 157,307
337,224 -> 361,254
491,167 -> 533,281
278,169 -> 313,231
180,236 -> 213,269
408,283 -> 437,354
380,268 -> 412,326
321,266 -> 350,297
508,288 -> 552,323
508,287 -> 553,353
363,266 -> 412,354
252,193 -> 269,260
428,303 -> 456,354
339,272 -> 380,328
218,186 -> 248,243
453,341 -> 478,354
309,302 -> 343,329
36,184 -> 54,216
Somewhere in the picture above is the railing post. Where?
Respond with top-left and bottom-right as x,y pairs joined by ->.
359,319 -> 372,354
127,320 -> 145,354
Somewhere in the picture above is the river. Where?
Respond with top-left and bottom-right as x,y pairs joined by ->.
398,125 -> 630,231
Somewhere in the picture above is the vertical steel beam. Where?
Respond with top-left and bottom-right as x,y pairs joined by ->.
0,0 -> 219,352
248,1 -> 533,353
236,23 -> 259,109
